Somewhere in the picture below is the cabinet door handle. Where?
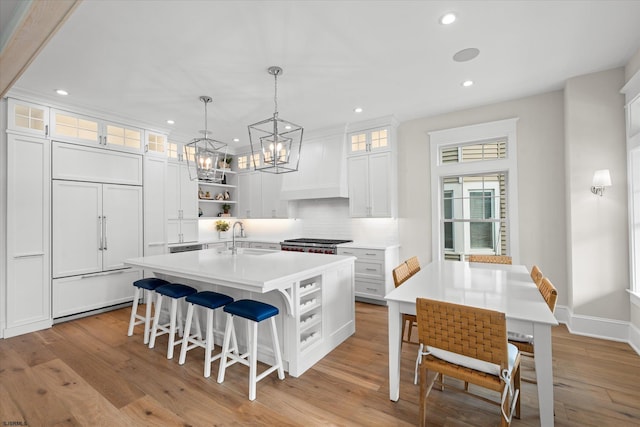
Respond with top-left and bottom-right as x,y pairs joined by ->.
98,216 -> 103,250
45,125 -> 49,137
81,269 -> 126,279
13,252 -> 45,259
103,216 -> 108,250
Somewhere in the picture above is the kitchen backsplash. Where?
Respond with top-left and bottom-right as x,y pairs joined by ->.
199,198 -> 399,244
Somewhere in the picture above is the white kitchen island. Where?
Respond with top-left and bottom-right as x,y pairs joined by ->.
125,248 -> 356,377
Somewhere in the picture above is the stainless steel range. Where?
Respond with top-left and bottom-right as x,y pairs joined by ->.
280,238 -> 353,254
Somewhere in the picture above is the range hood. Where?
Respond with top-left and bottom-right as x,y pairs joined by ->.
280,125 -> 348,200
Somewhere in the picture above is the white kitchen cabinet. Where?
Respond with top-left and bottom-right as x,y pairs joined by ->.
261,172 -> 288,218
167,161 -> 198,243
7,98 -> 50,137
249,241 -> 281,250
237,171 -> 262,218
52,141 -> 143,185
145,130 -> 167,157
4,133 -> 52,337
237,169 -> 288,218
50,109 -> 143,154
337,245 -> 398,303
144,156 -> 167,257
52,181 -> 143,278
53,269 -> 142,319
348,151 -> 393,217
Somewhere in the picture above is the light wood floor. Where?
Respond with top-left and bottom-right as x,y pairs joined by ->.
1,302 -> 639,426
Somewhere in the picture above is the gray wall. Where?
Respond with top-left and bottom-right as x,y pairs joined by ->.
397,90 -> 568,304
565,67 -> 629,321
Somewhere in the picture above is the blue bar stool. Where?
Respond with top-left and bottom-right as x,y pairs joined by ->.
149,283 -> 199,359
217,299 -> 285,400
127,277 -> 170,344
178,291 -> 234,378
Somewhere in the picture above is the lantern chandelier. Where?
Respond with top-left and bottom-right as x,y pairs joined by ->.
248,66 -> 303,174
186,95 -> 228,183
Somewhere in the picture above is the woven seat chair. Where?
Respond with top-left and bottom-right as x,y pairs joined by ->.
529,265 -> 544,287
508,277 -> 557,383
468,254 -> 513,265
392,263 -> 417,345
416,298 -> 521,427
406,256 -> 421,276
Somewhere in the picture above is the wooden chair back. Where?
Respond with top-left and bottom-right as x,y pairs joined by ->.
538,277 -> 558,313
530,265 -> 543,287
393,263 -> 411,287
468,254 -> 512,265
406,256 -> 421,276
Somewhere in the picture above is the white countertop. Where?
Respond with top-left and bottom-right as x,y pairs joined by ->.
126,249 -> 356,293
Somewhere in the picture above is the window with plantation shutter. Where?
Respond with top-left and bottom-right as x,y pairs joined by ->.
430,119 -> 519,262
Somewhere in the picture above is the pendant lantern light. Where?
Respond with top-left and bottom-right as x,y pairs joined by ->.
248,66 -> 303,174
186,96 -> 228,182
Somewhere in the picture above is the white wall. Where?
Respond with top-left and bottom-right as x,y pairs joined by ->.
397,90 -> 568,304
0,99 -> 6,336
565,67 -> 629,321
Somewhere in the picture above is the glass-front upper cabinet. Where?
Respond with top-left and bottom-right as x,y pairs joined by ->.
7,98 -> 50,137
167,140 -> 195,163
50,109 -> 143,153
347,127 -> 390,155
236,152 -> 261,172
145,131 -> 167,157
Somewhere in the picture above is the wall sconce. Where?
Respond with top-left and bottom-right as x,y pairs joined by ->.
591,169 -> 612,196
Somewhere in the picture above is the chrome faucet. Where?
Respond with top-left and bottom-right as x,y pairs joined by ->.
231,221 -> 244,255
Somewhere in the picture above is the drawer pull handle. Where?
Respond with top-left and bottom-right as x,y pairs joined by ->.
365,253 -> 377,256
365,268 -> 377,271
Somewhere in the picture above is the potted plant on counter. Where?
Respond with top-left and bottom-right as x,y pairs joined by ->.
215,220 -> 230,239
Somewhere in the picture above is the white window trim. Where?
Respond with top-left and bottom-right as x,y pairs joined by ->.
429,118 -> 520,262
623,70 -> 640,301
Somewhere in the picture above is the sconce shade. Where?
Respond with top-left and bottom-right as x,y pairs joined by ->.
591,169 -> 612,196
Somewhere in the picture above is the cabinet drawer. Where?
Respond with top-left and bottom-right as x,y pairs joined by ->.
355,279 -> 384,297
355,260 -> 383,278
337,247 -> 383,261
53,269 -> 142,318
53,142 -> 142,185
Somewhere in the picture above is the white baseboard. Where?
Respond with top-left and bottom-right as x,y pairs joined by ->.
555,305 -> 638,355
630,322 -> 640,355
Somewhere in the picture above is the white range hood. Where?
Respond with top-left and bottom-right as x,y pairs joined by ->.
280,125 -> 348,200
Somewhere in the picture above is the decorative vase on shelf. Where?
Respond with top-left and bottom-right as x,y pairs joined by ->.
218,231 -> 227,239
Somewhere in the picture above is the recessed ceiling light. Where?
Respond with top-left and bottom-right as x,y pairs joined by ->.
453,48 -> 480,62
354,107 -> 363,113
55,89 -> 68,96
233,138 -> 240,142
166,119 -> 175,125
462,80 -> 474,87
284,125 -> 292,130
440,13 -> 456,25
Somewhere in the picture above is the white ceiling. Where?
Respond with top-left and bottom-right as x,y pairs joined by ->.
9,0 -> 640,148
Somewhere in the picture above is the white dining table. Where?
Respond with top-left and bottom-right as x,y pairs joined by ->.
385,260 -> 559,426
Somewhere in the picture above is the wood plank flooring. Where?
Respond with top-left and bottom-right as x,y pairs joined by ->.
1,302 -> 639,426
